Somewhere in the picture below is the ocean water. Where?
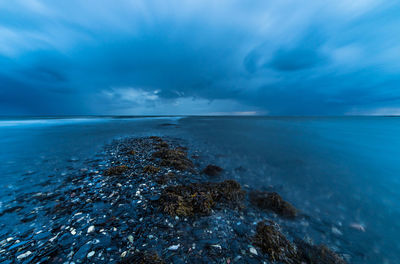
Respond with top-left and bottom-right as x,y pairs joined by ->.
0,116 -> 399,263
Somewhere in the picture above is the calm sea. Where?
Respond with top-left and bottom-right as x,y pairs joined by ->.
0,116 -> 399,263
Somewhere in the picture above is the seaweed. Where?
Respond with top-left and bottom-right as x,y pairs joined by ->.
202,164 -> 223,176
253,221 -> 298,263
152,148 -> 194,171
249,191 -> 297,218
159,180 -> 245,216
295,240 -> 347,264
119,251 -> 165,264
143,165 -> 160,174
253,221 -> 347,264
104,165 -> 129,176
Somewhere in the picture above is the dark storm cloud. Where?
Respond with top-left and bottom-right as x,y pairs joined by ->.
0,0 -> 400,115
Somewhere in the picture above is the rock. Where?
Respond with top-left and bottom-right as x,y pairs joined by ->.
104,165 -> 129,176
159,180 -> 245,216
295,240 -> 347,264
152,147 -> 194,171
253,221 -> 347,264
87,225 -> 95,233
253,221 -> 297,263
118,251 -> 164,264
143,165 -> 160,174
168,244 -> 180,251
249,247 -> 258,255
87,251 -> 95,258
17,251 -> 32,260
74,243 -> 92,261
349,223 -> 366,232
249,191 -> 297,218
202,165 -> 223,176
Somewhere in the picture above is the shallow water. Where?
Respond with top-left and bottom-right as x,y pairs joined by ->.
0,116 -> 399,263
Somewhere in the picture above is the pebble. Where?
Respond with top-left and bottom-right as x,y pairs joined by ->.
249,247 -> 258,255
168,244 -> 180,250
332,227 -> 343,236
87,251 -> 95,258
350,223 -> 366,232
87,226 -> 95,233
17,251 -> 32,259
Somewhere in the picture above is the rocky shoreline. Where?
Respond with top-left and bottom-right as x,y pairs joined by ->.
0,136 -> 347,263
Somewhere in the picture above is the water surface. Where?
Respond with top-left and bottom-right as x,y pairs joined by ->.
0,116 -> 399,263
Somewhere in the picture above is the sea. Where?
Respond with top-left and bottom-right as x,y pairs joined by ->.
0,116 -> 399,263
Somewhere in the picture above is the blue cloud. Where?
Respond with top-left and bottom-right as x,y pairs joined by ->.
0,0 -> 399,115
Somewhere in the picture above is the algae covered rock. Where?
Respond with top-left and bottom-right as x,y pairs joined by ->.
249,191 -> 297,218
118,251 -> 165,264
143,165 -> 160,174
159,180 -> 245,216
295,240 -> 347,264
152,148 -> 194,171
253,221 -> 347,264
253,221 -> 298,263
104,165 -> 129,176
202,164 -> 223,176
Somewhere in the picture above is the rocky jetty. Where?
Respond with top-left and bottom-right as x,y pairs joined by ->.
0,136 -> 347,263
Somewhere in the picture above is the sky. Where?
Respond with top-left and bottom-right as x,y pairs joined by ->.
0,0 -> 400,116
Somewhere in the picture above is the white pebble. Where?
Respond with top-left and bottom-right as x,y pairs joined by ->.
87,251 -> 95,258
17,251 -> 32,259
249,247 -> 258,255
168,244 -> 180,251
87,226 -> 95,233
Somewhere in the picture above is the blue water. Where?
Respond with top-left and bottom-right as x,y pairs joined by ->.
0,116 -> 399,263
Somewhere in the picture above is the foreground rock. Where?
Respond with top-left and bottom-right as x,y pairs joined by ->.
296,240 -> 347,264
159,180 -> 245,216
253,221 -> 298,263
250,190 -> 297,218
253,221 -> 347,264
118,251 -> 165,264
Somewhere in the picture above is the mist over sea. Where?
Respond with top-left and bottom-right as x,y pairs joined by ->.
1,116 -> 399,263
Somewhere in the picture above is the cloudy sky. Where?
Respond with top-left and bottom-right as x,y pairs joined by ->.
0,0 -> 400,115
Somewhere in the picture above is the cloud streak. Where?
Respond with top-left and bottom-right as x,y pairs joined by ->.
0,0 -> 400,115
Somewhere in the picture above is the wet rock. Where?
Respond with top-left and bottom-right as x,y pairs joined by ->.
104,165 -> 129,176
249,191 -> 297,218
202,165 -> 223,176
0,205 -> 24,216
143,165 -> 160,174
159,180 -> 245,216
118,251 -> 165,264
74,242 -> 92,261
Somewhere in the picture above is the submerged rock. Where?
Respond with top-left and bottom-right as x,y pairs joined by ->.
249,191 -> 297,218
118,251 -> 165,264
104,165 -> 129,176
202,165 -> 223,176
159,180 -> 245,216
